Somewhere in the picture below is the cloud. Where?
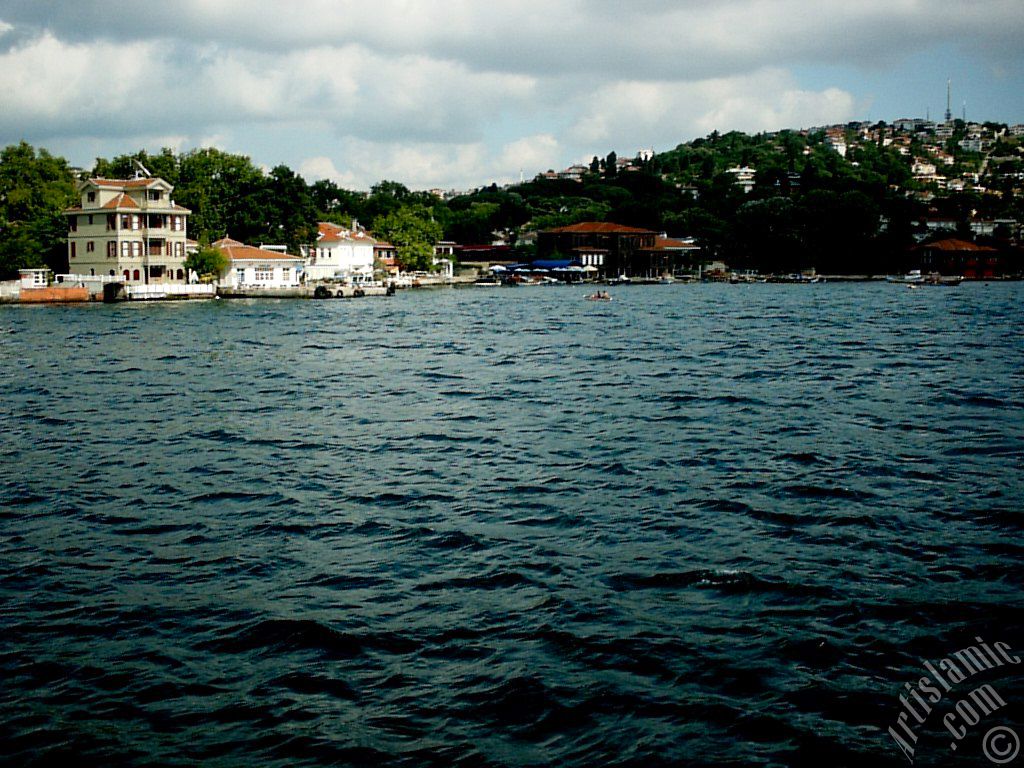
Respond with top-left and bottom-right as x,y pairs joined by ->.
498,135 -> 561,177
568,70 -> 857,149
300,134 -> 561,190
4,1 -> 1022,76
0,1 -> 1020,189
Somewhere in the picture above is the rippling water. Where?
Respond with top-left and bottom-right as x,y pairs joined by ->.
1,284 -> 1022,767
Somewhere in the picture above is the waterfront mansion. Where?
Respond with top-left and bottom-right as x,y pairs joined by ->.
300,222 -> 377,284
64,176 -> 191,284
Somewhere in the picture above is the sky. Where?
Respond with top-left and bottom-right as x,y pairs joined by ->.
1,0 -> 1022,191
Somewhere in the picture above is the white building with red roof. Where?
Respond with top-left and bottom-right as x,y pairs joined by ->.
213,238 -> 303,288
63,177 -> 191,284
300,222 -> 377,283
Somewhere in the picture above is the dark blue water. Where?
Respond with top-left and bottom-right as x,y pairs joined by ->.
1,284 -> 1022,767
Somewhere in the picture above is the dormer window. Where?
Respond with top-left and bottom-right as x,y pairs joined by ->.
148,190 -> 162,201
87,191 -> 96,203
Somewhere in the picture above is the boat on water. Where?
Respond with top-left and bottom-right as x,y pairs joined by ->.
585,291 -> 613,301
887,269 -> 924,284
766,273 -> 822,284
923,272 -> 963,286
889,269 -> 963,286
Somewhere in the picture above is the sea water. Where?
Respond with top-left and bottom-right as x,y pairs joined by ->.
1,283 -> 1021,766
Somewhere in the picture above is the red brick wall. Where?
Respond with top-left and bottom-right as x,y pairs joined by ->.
20,287 -> 90,303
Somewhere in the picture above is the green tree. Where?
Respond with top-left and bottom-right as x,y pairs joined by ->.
605,151 -> 618,178
0,142 -> 76,278
172,148 -> 267,244
183,246 -> 229,281
372,205 -> 443,271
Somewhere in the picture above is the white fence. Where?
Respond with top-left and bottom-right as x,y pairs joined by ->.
125,284 -> 216,300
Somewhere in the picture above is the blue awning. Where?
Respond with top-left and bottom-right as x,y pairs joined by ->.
531,259 -> 582,269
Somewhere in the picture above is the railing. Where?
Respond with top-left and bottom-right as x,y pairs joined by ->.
125,284 -> 215,300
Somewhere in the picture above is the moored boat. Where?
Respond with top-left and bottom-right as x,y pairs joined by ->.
887,269 -> 924,284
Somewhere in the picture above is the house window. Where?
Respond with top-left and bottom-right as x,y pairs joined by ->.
121,241 -> 130,257
133,269 -> 140,281
282,268 -> 290,281
236,268 -> 246,283
108,242 -> 117,258
254,267 -> 272,281
148,190 -> 162,201
69,217 -> 78,232
131,241 -> 142,257
176,269 -> 184,280
107,214 -> 116,231
123,270 -> 130,280
132,215 -> 141,230
70,242 -> 76,259
87,191 -> 96,203
86,241 -> 95,253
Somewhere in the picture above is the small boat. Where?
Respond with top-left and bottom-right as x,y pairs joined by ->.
887,269 -> 924,284
922,272 -> 963,286
585,292 -> 613,301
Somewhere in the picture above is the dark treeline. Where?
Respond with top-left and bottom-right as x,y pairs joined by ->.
1,124 -> 1021,278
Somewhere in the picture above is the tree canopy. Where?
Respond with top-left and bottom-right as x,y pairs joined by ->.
1,124 -> 1021,279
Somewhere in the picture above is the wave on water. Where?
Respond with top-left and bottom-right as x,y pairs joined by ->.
1,284 -> 1022,767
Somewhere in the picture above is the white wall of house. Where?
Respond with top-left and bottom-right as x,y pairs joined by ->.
302,237 -> 375,282
228,260 -> 302,288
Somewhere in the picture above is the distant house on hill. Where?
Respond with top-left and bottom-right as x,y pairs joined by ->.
213,237 -> 303,288
64,176 -> 191,284
537,221 -> 661,278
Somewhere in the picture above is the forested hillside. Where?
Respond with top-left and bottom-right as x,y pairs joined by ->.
2,121 -> 1021,278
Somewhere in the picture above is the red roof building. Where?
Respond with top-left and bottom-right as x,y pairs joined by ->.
538,221 -> 659,277
915,238 -> 1001,279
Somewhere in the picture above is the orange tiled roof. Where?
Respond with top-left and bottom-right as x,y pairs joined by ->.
317,222 -> 347,242
545,221 -> 657,235
316,221 -> 376,244
917,238 -> 997,253
214,239 -> 301,261
102,193 -> 139,210
89,178 -> 160,189
652,237 -> 699,249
